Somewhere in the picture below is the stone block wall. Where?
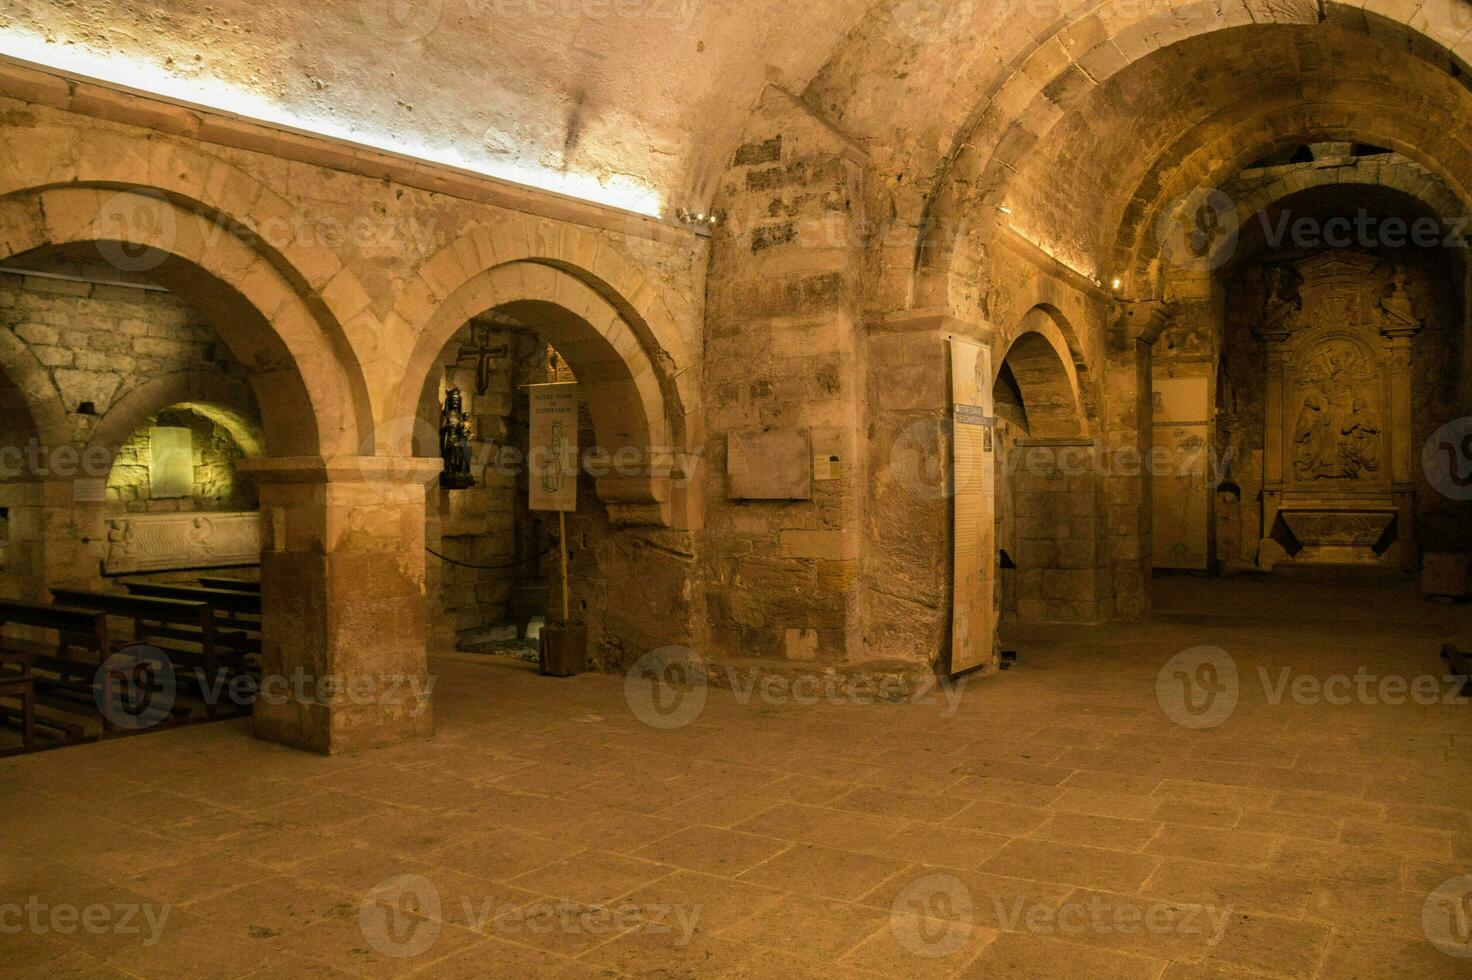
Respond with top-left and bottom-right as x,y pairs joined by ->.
702,87 -> 868,665
0,268 -> 243,433
1005,441 -> 1110,623
422,319 -> 519,647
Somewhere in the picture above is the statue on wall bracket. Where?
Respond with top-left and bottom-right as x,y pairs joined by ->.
440,387 -> 476,490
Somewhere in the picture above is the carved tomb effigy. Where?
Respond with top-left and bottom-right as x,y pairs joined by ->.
1257,253 -> 1420,569
104,511 -> 262,574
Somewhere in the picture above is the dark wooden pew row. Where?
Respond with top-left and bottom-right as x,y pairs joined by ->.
197,578 -> 261,594
0,599 -> 118,744
50,589 -> 256,716
0,650 -> 36,752
121,583 -> 262,648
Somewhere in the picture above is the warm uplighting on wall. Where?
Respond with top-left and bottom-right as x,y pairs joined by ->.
0,32 -> 663,218
1000,216 -> 1103,287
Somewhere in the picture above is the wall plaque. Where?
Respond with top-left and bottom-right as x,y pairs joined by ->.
727,429 -> 812,500
1151,376 -> 1211,570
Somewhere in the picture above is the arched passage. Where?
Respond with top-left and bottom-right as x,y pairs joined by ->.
395,260 -> 689,525
0,187 -> 370,456
396,254 -> 701,668
0,183 -> 423,754
992,314 -> 1103,625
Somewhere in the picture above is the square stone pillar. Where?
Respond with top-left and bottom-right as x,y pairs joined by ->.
239,456 -> 443,754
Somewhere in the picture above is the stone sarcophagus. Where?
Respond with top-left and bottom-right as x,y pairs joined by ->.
1257,253 -> 1419,569
104,511 -> 261,574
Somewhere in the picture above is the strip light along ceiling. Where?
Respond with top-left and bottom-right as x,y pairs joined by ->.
0,31 -> 664,218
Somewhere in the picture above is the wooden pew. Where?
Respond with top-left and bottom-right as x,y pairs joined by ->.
0,598 -> 116,735
50,589 -> 254,716
197,578 -> 261,594
120,583 -> 262,647
0,650 -> 35,752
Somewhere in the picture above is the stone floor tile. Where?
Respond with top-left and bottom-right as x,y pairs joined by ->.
1199,912 -> 1331,979
631,824 -> 791,877
1030,813 -> 1163,851
716,893 -> 888,961
736,842 -> 907,902
959,931 -> 1167,979
1143,825 -> 1277,867
981,838 -> 1161,893
1138,858 -> 1314,918
506,850 -> 673,907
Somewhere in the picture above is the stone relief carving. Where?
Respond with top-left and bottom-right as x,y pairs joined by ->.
1376,266 -> 1423,334
1292,339 -> 1380,481
1261,264 -> 1304,335
104,511 -> 260,574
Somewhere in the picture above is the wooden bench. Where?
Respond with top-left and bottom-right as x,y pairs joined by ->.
197,578 -> 261,594
0,598 -> 117,736
121,583 -> 262,649
50,589 -> 254,716
0,650 -> 35,752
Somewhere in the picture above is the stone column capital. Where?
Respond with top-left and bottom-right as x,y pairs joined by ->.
876,306 -> 996,343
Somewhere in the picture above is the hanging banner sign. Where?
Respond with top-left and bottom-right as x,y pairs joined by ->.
950,337 -> 996,676
528,383 -> 579,513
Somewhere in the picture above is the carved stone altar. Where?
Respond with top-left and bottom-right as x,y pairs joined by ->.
104,511 -> 261,574
1257,253 -> 1419,569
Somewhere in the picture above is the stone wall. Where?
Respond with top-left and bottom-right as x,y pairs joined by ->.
423,318 -> 520,648
0,267 -> 245,442
702,87 -> 868,666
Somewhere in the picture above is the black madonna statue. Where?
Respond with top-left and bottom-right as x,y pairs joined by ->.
440,386 -> 476,490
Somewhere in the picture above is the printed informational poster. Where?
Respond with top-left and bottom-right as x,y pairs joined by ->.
1151,376 -> 1211,570
528,383 -> 579,513
950,337 -> 995,676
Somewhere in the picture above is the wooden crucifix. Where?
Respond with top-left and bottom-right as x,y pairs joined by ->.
457,320 -> 512,395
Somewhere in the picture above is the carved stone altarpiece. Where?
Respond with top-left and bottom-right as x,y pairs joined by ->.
1257,253 -> 1420,569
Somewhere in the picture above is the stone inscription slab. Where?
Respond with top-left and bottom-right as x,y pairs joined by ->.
728,429 -> 812,500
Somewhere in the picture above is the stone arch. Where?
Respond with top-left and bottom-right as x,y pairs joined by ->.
86,371 -> 265,463
1109,97 -> 1472,292
0,186 -> 371,457
908,3 -> 1472,313
993,309 -> 1088,440
0,124 -> 378,451
394,259 -> 682,526
389,222 -> 695,451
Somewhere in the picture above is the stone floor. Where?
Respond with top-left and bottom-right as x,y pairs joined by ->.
2,574 -> 1470,978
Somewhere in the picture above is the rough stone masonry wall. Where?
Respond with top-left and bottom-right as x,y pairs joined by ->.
702,87 -> 869,666
0,268 -> 247,440
423,319 -> 519,649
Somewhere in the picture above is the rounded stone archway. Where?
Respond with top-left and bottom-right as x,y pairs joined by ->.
0,186 -> 372,457
991,311 -> 1104,625
393,258 -> 694,527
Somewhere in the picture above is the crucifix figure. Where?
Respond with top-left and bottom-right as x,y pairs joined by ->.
457,320 -> 512,395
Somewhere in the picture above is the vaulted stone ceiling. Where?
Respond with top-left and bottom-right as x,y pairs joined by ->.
6,0 -> 1471,240
0,0 -> 875,214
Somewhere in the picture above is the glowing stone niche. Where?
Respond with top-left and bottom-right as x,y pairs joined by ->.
148,426 -> 194,500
